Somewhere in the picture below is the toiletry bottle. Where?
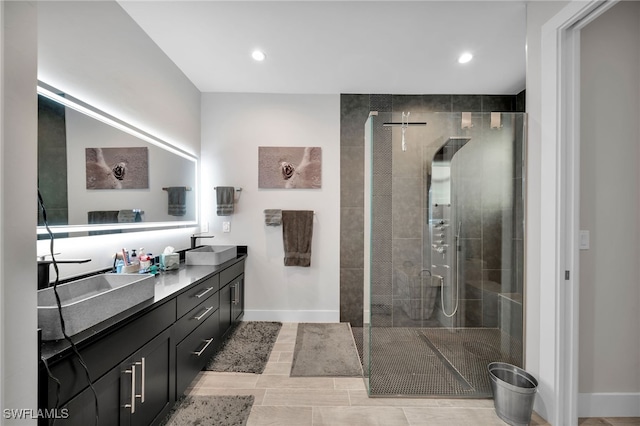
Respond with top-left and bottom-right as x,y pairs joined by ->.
130,249 -> 138,265
116,259 -> 124,273
139,253 -> 151,273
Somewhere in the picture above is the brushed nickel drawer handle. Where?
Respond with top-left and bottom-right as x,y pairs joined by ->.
192,338 -> 214,357
195,286 -> 214,299
139,357 -> 145,403
194,306 -> 213,321
124,364 -> 136,413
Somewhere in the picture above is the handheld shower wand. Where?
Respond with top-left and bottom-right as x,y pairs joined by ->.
441,221 -> 462,318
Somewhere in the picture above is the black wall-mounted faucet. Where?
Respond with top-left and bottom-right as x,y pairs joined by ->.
190,234 -> 214,250
37,256 -> 91,290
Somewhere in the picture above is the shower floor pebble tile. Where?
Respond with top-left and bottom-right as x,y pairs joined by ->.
186,322 -> 635,426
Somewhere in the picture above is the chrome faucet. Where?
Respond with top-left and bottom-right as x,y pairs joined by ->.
37,255 -> 91,290
190,234 -> 214,250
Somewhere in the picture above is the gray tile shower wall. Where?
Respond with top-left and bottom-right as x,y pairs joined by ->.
339,93 -> 525,330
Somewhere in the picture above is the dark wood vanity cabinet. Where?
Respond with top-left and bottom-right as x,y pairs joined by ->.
52,321 -> 173,426
40,256 -> 246,426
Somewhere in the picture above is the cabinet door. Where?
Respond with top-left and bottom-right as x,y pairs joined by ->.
56,364 -> 123,426
122,328 -> 173,426
231,275 -> 244,323
219,283 -> 232,335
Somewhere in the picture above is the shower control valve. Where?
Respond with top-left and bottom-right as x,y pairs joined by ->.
432,244 -> 446,254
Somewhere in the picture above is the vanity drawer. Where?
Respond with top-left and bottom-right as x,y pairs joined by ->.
174,292 -> 219,343
176,275 -> 219,318
175,309 -> 220,395
220,259 -> 244,287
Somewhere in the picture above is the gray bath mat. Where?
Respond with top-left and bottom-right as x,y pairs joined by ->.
205,321 -> 282,374
160,395 -> 254,426
290,322 -> 363,377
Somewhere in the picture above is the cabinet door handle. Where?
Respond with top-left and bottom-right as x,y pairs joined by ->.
194,306 -> 214,321
124,364 -> 137,413
139,357 -> 145,403
195,286 -> 214,299
234,282 -> 241,304
231,282 -> 236,305
192,338 -> 214,357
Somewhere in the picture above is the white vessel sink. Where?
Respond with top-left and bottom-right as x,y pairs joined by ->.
186,245 -> 237,266
38,273 -> 154,341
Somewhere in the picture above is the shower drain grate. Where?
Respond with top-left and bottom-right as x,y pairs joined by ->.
352,327 -> 522,398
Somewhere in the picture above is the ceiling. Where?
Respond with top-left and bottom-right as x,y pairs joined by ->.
118,1 -> 527,95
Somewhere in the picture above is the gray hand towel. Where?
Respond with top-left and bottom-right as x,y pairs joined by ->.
167,186 -> 187,216
216,187 -> 235,216
264,209 -> 282,226
282,210 -> 314,267
88,210 -> 119,224
87,210 -> 121,236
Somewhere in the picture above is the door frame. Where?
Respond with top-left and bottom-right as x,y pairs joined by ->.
539,1 -> 618,424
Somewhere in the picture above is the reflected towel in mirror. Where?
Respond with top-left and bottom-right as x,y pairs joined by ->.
166,186 -> 187,216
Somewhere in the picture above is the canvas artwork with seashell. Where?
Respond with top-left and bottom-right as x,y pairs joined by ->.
85,147 -> 148,189
258,146 -> 322,189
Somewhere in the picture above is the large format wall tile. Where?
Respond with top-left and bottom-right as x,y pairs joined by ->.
340,93 -> 524,340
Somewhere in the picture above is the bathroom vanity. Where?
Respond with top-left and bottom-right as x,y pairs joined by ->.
38,248 -> 246,426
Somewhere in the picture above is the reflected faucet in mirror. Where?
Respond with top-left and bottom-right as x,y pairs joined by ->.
190,234 -> 214,250
37,255 -> 91,290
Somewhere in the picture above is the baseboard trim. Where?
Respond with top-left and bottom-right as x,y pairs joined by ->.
244,310 -> 340,323
578,392 -> 640,417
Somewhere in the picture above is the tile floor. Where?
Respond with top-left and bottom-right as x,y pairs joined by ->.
186,322 -> 638,426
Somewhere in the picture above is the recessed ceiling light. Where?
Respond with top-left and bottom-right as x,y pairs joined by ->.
458,52 -> 473,64
252,50 -> 266,62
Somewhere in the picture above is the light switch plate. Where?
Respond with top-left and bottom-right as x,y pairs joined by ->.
223,222 -> 230,233
579,230 -> 590,250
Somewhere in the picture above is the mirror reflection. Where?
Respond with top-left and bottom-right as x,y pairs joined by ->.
37,83 -> 197,238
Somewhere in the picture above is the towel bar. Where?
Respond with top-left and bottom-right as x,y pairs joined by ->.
162,186 -> 192,191
214,186 -> 242,192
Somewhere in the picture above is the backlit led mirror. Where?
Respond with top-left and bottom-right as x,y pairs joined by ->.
37,82 -> 198,238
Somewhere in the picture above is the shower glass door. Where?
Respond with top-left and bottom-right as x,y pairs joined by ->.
364,111 -> 526,397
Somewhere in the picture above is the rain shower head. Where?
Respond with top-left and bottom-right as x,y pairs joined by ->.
445,136 -> 471,146
434,136 -> 471,161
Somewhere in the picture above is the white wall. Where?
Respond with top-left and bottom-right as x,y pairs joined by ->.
525,0 -> 570,421
35,1 -> 202,278
201,93 -> 341,322
1,1 -> 38,423
578,0 -> 640,414
37,1 -> 200,155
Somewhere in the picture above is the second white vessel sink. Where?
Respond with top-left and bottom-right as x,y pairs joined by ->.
186,245 -> 237,266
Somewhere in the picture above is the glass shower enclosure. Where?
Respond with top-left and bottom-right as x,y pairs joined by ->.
362,111 -> 526,397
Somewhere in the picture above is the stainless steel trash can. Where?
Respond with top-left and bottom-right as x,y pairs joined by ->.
488,362 -> 538,426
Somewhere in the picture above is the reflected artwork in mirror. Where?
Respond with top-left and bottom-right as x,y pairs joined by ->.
37,82 -> 198,238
